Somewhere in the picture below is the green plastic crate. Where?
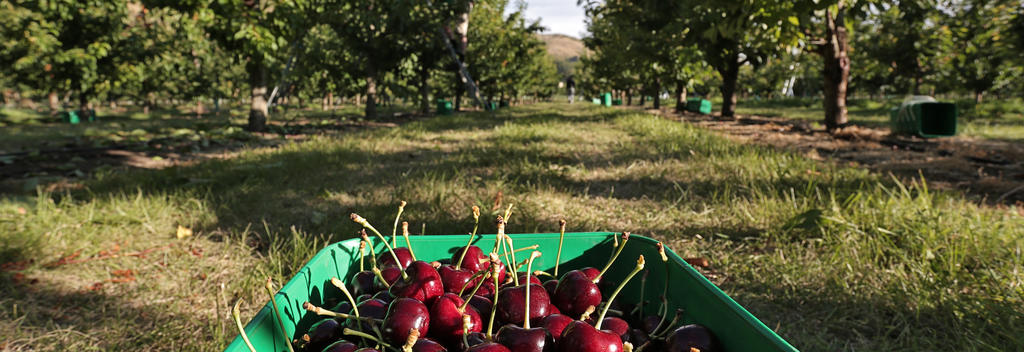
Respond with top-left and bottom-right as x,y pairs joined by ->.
601,93 -> 612,107
436,100 -> 453,115
612,99 -> 623,106
889,101 -> 957,138
687,98 -> 712,115
225,233 -> 797,352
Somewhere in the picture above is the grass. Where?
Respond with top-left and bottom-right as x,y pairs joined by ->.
729,97 -> 1024,141
1,102 -> 1022,351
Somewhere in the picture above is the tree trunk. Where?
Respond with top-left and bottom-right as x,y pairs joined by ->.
626,91 -> 633,106
48,91 -> 60,115
975,90 -> 983,104
653,82 -> 661,109
419,66 -> 430,114
247,56 -> 268,131
821,7 -> 850,131
78,92 -> 92,120
718,55 -> 740,118
365,65 -> 378,119
674,81 -> 687,113
195,99 -> 204,116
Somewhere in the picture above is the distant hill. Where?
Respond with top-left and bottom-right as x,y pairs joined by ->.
538,34 -> 588,77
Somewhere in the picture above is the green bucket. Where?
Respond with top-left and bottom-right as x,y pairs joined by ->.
890,100 -> 957,138
225,233 -> 797,352
436,100 -> 453,115
601,93 -> 612,107
686,98 -> 712,115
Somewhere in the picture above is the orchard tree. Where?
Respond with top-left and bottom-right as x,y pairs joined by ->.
941,0 -> 1016,103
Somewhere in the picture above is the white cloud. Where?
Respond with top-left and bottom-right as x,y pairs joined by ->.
505,0 -> 587,38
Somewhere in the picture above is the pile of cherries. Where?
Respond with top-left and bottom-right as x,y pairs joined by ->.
292,206 -> 719,352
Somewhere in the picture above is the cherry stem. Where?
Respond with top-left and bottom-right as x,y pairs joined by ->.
352,213 -> 408,279
402,328 -> 419,352
304,302 -> 382,323
458,268 -> 491,297
343,328 -> 393,349
580,305 -> 596,321
533,270 -> 555,279
512,245 -> 539,254
462,315 -> 473,349
456,206 -> 482,269
595,255 -> 645,330
523,251 -> 541,329
652,309 -> 684,339
371,268 -> 392,289
460,272 -> 492,312
594,232 -> 630,283
265,278 -> 296,352
362,233 -> 379,271
486,253 -> 501,339
652,296 -> 669,334
358,241 -> 366,272
401,221 -> 416,261
329,277 -> 361,317
392,201 -> 406,247
638,269 -> 648,319
502,203 -> 514,224
232,299 -> 257,352
555,219 -> 566,276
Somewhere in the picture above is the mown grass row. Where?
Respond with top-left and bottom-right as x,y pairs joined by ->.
1,103 -> 1021,351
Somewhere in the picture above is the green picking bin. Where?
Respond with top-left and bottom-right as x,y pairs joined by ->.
687,98 -> 712,115
601,93 -> 612,107
225,233 -> 797,352
889,97 -> 957,137
485,101 -> 499,111
499,100 -> 510,108
436,100 -> 453,115
592,98 -> 602,104
612,99 -> 623,106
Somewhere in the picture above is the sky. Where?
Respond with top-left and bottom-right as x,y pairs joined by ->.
505,0 -> 588,38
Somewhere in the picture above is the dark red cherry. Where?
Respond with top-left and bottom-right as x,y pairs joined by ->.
558,320 -> 622,352
541,314 -> 573,342
542,279 -> 558,297
428,293 -> 482,343
666,324 -> 719,352
467,295 -> 493,323
373,290 -> 396,304
322,340 -> 359,352
600,317 -> 630,341
354,298 -> 388,330
304,318 -> 342,352
580,267 -> 600,282
382,298 -> 430,345
380,247 -> 414,268
380,267 -> 403,288
452,245 -> 488,272
497,284 -> 550,326
412,337 -> 448,352
552,270 -> 601,318
330,301 -> 353,314
641,315 -> 660,334
355,348 -> 380,352
495,325 -> 551,352
467,342 -> 511,352
439,264 -> 477,294
457,331 -> 488,352
390,261 -> 444,305
547,304 -> 560,315
352,271 -> 377,295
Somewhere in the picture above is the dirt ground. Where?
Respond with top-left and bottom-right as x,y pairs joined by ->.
642,106 -> 1024,206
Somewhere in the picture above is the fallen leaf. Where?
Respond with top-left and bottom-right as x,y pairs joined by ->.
176,225 -> 193,239
684,257 -> 711,268
16,207 -> 26,215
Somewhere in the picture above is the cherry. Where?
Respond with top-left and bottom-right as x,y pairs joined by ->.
558,320 -> 622,352
559,256 -> 645,352
322,340 -> 359,352
467,295 -> 493,323
379,267 -> 403,288
372,290 -> 396,304
541,314 -> 573,342
355,348 -> 380,352
382,298 -> 431,345
355,298 -> 389,329
580,267 -> 601,282
546,304 -> 560,315
429,293 -> 483,343
495,251 -> 551,352
467,343 -> 511,352
454,245 -> 487,271
439,264 -> 477,294
331,301 -> 353,314
641,315 -> 661,334
541,280 -> 558,297
303,318 -> 342,352
496,284 -> 550,326
665,324 -> 719,352
412,338 -> 448,352
600,317 -> 630,341
352,271 -> 378,296
380,247 -> 415,269
390,260 -> 443,304
551,270 -> 601,318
